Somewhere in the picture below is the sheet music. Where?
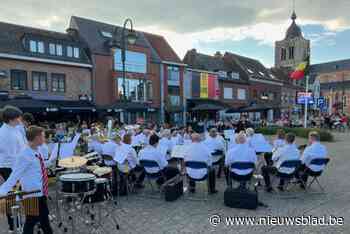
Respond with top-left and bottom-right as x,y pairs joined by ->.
249,134 -> 273,153
171,145 -> 190,159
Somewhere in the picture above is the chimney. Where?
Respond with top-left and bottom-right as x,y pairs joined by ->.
66,27 -> 79,39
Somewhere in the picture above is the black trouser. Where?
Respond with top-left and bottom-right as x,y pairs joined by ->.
261,165 -> 285,188
119,166 -> 146,195
264,153 -> 273,166
295,164 -> 313,184
111,165 -> 118,196
23,197 -> 53,234
213,158 -> 224,178
225,169 -> 253,188
156,167 -> 180,185
189,168 -> 216,193
0,167 -> 14,231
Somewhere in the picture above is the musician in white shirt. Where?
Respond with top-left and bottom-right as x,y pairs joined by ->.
203,128 -> 225,178
0,106 -> 26,232
296,131 -> 328,188
158,129 -> 174,160
139,134 -> 179,185
184,133 -> 217,194
261,133 -> 300,192
265,129 -> 286,165
116,133 -> 145,194
225,132 -> 257,188
0,126 -> 54,234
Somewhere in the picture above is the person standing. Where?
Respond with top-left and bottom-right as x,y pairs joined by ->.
0,106 -> 26,232
0,126 -> 55,234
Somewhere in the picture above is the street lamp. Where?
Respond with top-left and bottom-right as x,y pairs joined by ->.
109,18 -> 138,102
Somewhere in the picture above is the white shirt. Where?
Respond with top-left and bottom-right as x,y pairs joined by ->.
203,135 -> 225,163
225,143 -> 257,175
272,144 -> 300,174
0,146 -> 57,197
101,140 -> 118,166
0,124 -> 27,168
115,143 -> 138,173
139,145 -> 168,174
301,142 -> 328,172
184,142 -> 212,179
88,140 -> 103,154
158,138 -> 174,160
273,139 -> 286,150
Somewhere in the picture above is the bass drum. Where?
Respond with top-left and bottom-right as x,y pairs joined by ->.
59,173 -> 96,194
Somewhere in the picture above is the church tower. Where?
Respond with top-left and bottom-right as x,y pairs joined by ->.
275,11 -> 310,68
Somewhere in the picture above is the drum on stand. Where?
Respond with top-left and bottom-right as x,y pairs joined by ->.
84,178 -> 110,203
59,173 -> 96,195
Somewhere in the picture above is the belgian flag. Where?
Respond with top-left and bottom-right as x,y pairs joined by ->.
290,55 -> 310,80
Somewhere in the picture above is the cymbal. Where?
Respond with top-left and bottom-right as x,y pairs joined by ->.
58,156 -> 87,168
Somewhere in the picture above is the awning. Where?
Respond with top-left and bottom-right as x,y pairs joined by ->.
188,98 -> 229,111
108,101 -> 158,112
226,103 -> 280,113
0,98 -> 96,112
192,103 -> 224,111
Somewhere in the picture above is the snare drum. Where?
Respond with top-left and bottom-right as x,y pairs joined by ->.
59,173 -> 96,194
84,178 -> 110,203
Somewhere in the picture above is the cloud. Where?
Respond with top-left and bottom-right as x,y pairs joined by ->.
1,0 -> 350,60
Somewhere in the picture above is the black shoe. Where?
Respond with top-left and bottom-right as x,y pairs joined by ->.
265,187 -> 273,193
299,184 -> 306,190
209,190 -> 218,194
277,186 -> 284,192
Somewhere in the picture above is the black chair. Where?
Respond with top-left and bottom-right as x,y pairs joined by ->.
228,162 -> 255,188
275,160 -> 301,191
139,159 -> 163,193
185,161 -> 209,199
304,158 -> 330,191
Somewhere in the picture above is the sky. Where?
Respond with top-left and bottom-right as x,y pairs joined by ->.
2,0 -> 350,67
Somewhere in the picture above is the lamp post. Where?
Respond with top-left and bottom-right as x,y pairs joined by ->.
109,18 -> 137,102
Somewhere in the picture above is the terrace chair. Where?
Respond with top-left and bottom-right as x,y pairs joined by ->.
228,162 -> 255,189
303,158 -> 330,192
184,161 -> 209,201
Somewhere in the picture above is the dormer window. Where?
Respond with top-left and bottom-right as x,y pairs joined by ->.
231,72 -> 240,80
49,43 -> 63,56
247,68 -> 254,74
101,31 -> 113,38
67,46 -> 73,57
29,40 -> 44,53
73,47 -> 80,58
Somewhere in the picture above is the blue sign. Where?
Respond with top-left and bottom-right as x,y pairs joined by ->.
297,92 -> 314,105
317,97 -> 325,107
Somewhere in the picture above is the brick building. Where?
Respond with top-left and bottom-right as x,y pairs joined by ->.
70,16 -> 185,124
0,21 -> 93,119
310,59 -> 350,115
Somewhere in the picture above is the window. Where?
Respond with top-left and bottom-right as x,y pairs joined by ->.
29,40 -> 37,52
289,46 -> 294,59
11,70 -> 27,90
247,68 -> 254,74
269,74 -> 276,79
56,45 -> 63,56
37,41 -> 44,53
51,73 -> 65,92
32,72 -> 47,91
217,71 -> 227,78
237,88 -> 246,100
258,71 -> 265,77
73,47 -> 80,58
67,46 -> 73,57
101,31 -> 113,38
231,72 -> 240,80
167,66 -> 180,85
114,49 -> 147,74
168,86 -> 180,95
281,48 -> 287,61
117,78 -> 145,101
224,87 -> 233,99
49,43 -> 56,55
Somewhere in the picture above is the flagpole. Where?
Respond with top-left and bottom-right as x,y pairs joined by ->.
304,75 -> 309,128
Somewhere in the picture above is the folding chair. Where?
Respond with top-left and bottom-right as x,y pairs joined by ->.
274,160 -> 301,194
184,161 -> 209,201
139,159 -> 163,194
228,162 -> 255,189
304,158 -> 330,192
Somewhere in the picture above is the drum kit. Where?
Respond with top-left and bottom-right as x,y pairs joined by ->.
50,154 -> 121,234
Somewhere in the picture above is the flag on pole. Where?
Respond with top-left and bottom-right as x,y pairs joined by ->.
290,56 -> 310,80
